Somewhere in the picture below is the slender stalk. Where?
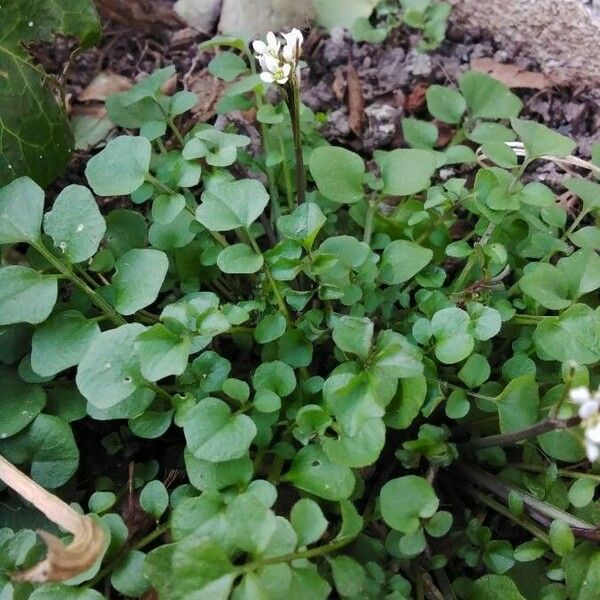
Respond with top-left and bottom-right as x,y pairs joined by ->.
33,242 -> 126,326
508,463 -> 600,483
278,131 -> 295,210
287,80 -> 305,204
363,199 -> 377,245
463,415 -> 581,450
455,463 -> 596,532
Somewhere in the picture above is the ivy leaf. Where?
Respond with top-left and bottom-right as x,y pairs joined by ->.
76,323 -> 148,409
379,240 -> 433,285
134,323 -> 190,382
290,498 -> 328,546
277,202 -> 327,250
43,185 -> 106,263
111,249 -> 169,315
309,147 -> 365,204
196,179 -> 269,231
0,365 -> 45,438
183,397 -> 257,462
0,266 -> 57,325
217,244 -> 263,274
495,375 -> 539,433
459,71 -> 523,120
283,445 -> 355,501
0,177 -> 44,244
0,414 -> 78,488
0,0 -> 101,186
31,310 -> 100,377
380,476 -> 439,534
85,136 -> 152,197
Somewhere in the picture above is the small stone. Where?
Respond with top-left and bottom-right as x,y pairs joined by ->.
174,0 -> 222,33
405,49 -> 432,77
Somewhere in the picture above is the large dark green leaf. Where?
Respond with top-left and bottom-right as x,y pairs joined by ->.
0,0 -> 101,186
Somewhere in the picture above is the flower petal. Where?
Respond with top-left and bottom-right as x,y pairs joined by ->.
586,422 -> 600,443
579,400 -> 600,419
252,40 -> 267,54
570,387 -> 592,404
586,439 -> 600,462
260,72 -> 276,83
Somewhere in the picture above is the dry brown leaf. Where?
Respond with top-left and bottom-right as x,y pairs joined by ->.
332,68 -> 346,102
0,455 -> 106,583
188,69 -> 226,123
79,71 -> 132,102
405,82 -> 429,113
347,62 -> 364,137
470,58 -> 552,90
93,0 -> 184,32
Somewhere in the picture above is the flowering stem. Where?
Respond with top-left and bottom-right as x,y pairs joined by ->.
287,80 -> 305,204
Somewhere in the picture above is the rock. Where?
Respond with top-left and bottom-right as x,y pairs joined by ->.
405,49 -> 432,77
363,103 -> 401,152
218,0 -> 315,37
174,0 -> 222,33
449,0 -> 600,90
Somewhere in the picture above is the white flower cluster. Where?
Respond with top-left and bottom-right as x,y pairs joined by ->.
252,28 -> 304,85
569,386 -> 600,461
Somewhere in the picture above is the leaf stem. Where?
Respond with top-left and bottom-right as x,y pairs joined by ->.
286,80 -> 305,205
33,242 -> 126,327
363,198 -> 377,245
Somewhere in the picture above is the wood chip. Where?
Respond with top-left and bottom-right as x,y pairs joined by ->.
405,81 -> 429,113
332,68 -> 346,102
78,71 -> 132,102
347,61 -> 364,137
471,57 -> 552,90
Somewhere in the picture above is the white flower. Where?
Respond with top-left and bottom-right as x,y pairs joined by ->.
253,28 -> 304,86
585,438 -> 600,462
260,62 -> 292,85
569,386 -> 600,420
281,28 -> 304,62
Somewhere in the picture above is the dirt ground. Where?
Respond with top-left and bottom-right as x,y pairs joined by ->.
37,4 -> 600,193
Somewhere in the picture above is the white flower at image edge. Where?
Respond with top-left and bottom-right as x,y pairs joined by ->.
569,386 -> 600,462
252,28 -> 304,85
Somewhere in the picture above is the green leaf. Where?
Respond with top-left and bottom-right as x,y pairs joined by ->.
152,193 -> 186,225
309,147 -> 365,204
371,331 -> 423,379
31,310 -> 100,377
0,176 -> 44,244
329,556 -> 366,597
568,478 -> 596,508
217,243 -> 263,274
564,542 -> 600,600
140,480 -> 169,519
89,491 -> 117,513
533,304 -> 600,365
76,323 -> 147,409
0,365 -> 45,438
224,493 -> 277,555
430,307 -> 474,364
29,585 -> 105,600
184,450 -> 253,492
496,375 -> 539,433
196,179 -> 269,231
284,445 -> 355,501
332,316 -> 374,360
426,85 -> 467,124
254,313 -> 287,344
183,397 -> 257,462
511,118 -> 576,159
459,71 -> 523,120
0,266 -> 57,325
0,414 -> 78,488
290,498 -> 328,546
253,361 -> 296,397
379,240 -> 433,285
112,248 -> 169,315
0,0 -> 101,186
470,575 -> 526,600
458,353 -> 490,389
467,302 -> 502,341
43,185 -> 106,263
172,537 -> 235,600
111,550 -> 150,597
314,0 -> 379,28
208,51 -> 248,82
425,510 -> 453,538
278,203 -> 326,250
549,519 -> 574,557
559,249 -> 600,299
85,136 -> 152,196
402,118 -> 438,149
520,263 -> 571,310
322,417 -> 386,467
380,476 -> 439,534
381,149 -> 436,196
135,324 -> 190,381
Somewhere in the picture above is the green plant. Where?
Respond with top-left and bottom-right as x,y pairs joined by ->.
315,0 -> 451,49
2,27 -> 600,600
0,0 -> 101,187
